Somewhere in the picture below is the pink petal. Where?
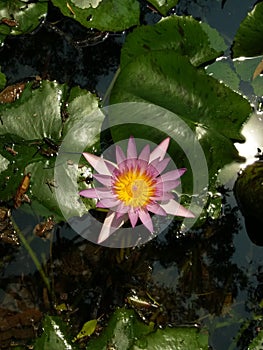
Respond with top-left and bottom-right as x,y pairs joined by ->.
79,188 -> 112,199
149,137 -> 170,162
127,136 -> 137,159
146,202 -> 167,216
155,179 -> 181,192
97,211 -> 124,244
97,198 -> 120,208
128,210 -> 139,228
93,174 -> 112,186
149,157 -> 170,175
83,152 -> 116,176
138,209 -> 154,233
138,145 -> 150,162
159,168 -> 186,182
160,199 -> 195,218
151,192 -> 174,201
116,145 -> 126,165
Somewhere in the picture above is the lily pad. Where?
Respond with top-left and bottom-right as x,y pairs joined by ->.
110,51 -> 251,181
147,0 -> 178,16
51,0 -> 140,31
86,308 -> 208,350
0,80 -> 102,220
232,2 -> 263,58
120,16 -> 224,69
0,0 -> 48,37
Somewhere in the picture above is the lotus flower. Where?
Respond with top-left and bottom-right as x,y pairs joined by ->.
79,136 -> 194,243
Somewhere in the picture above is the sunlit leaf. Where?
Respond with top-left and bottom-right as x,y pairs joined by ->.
110,51 -> 251,183
72,0 -> 103,9
247,329 -> 263,350
51,0 -> 140,31
74,319 -> 97,341
232,2 -> 263,58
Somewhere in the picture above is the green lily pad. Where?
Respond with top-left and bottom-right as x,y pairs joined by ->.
86,308 -> 208,350
0,0 -> 48,37
110,52 -> 250,178
147,0 -> 178,16
232,2 -> 263,58
121,16 -> 224,69
0,80 -> 102,220
51,0 -> 140,31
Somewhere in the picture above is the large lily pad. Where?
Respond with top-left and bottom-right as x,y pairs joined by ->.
51,0 -> 140,31
110,51 -> 251,180
232,2 -> 263,58
0,80 -> 103,221
0,0 -> 48,39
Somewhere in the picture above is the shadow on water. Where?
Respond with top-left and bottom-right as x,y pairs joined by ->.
0,0 -> 263,349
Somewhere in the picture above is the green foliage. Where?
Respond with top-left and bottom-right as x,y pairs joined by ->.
120,16 -> 224,68
110,17 -> 251,188
0,0 -> 48,42
51,0 -> 140,31
34,315 -> 78,350
0,80 -> 102,220
86,308 -> 208,350
232,2 -> 263,58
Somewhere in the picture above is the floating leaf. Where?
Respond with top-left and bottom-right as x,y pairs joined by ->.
147,0 -> 178,16
0,80 -> 102,220
232,2 -> 263,58
110,52 -> 251,181
0,0 -> 48,37
51,0 -> 140,31
86,307 -> 208,350
120,16 -> 223,69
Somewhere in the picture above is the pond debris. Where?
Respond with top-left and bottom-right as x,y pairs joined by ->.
0,206 -> 19,246
0,82 -> 26,104
13,172 -> 31,208
33,216 -> 55,239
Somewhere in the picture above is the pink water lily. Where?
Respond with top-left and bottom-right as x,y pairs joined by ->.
79,136 -> 194,244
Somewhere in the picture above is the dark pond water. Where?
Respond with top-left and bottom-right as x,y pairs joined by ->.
0,0 -> 263,349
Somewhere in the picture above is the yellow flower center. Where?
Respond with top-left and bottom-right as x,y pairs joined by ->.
113,169 -> 156,208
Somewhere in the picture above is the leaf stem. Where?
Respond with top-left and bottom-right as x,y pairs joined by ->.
11,215 -> 51,293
